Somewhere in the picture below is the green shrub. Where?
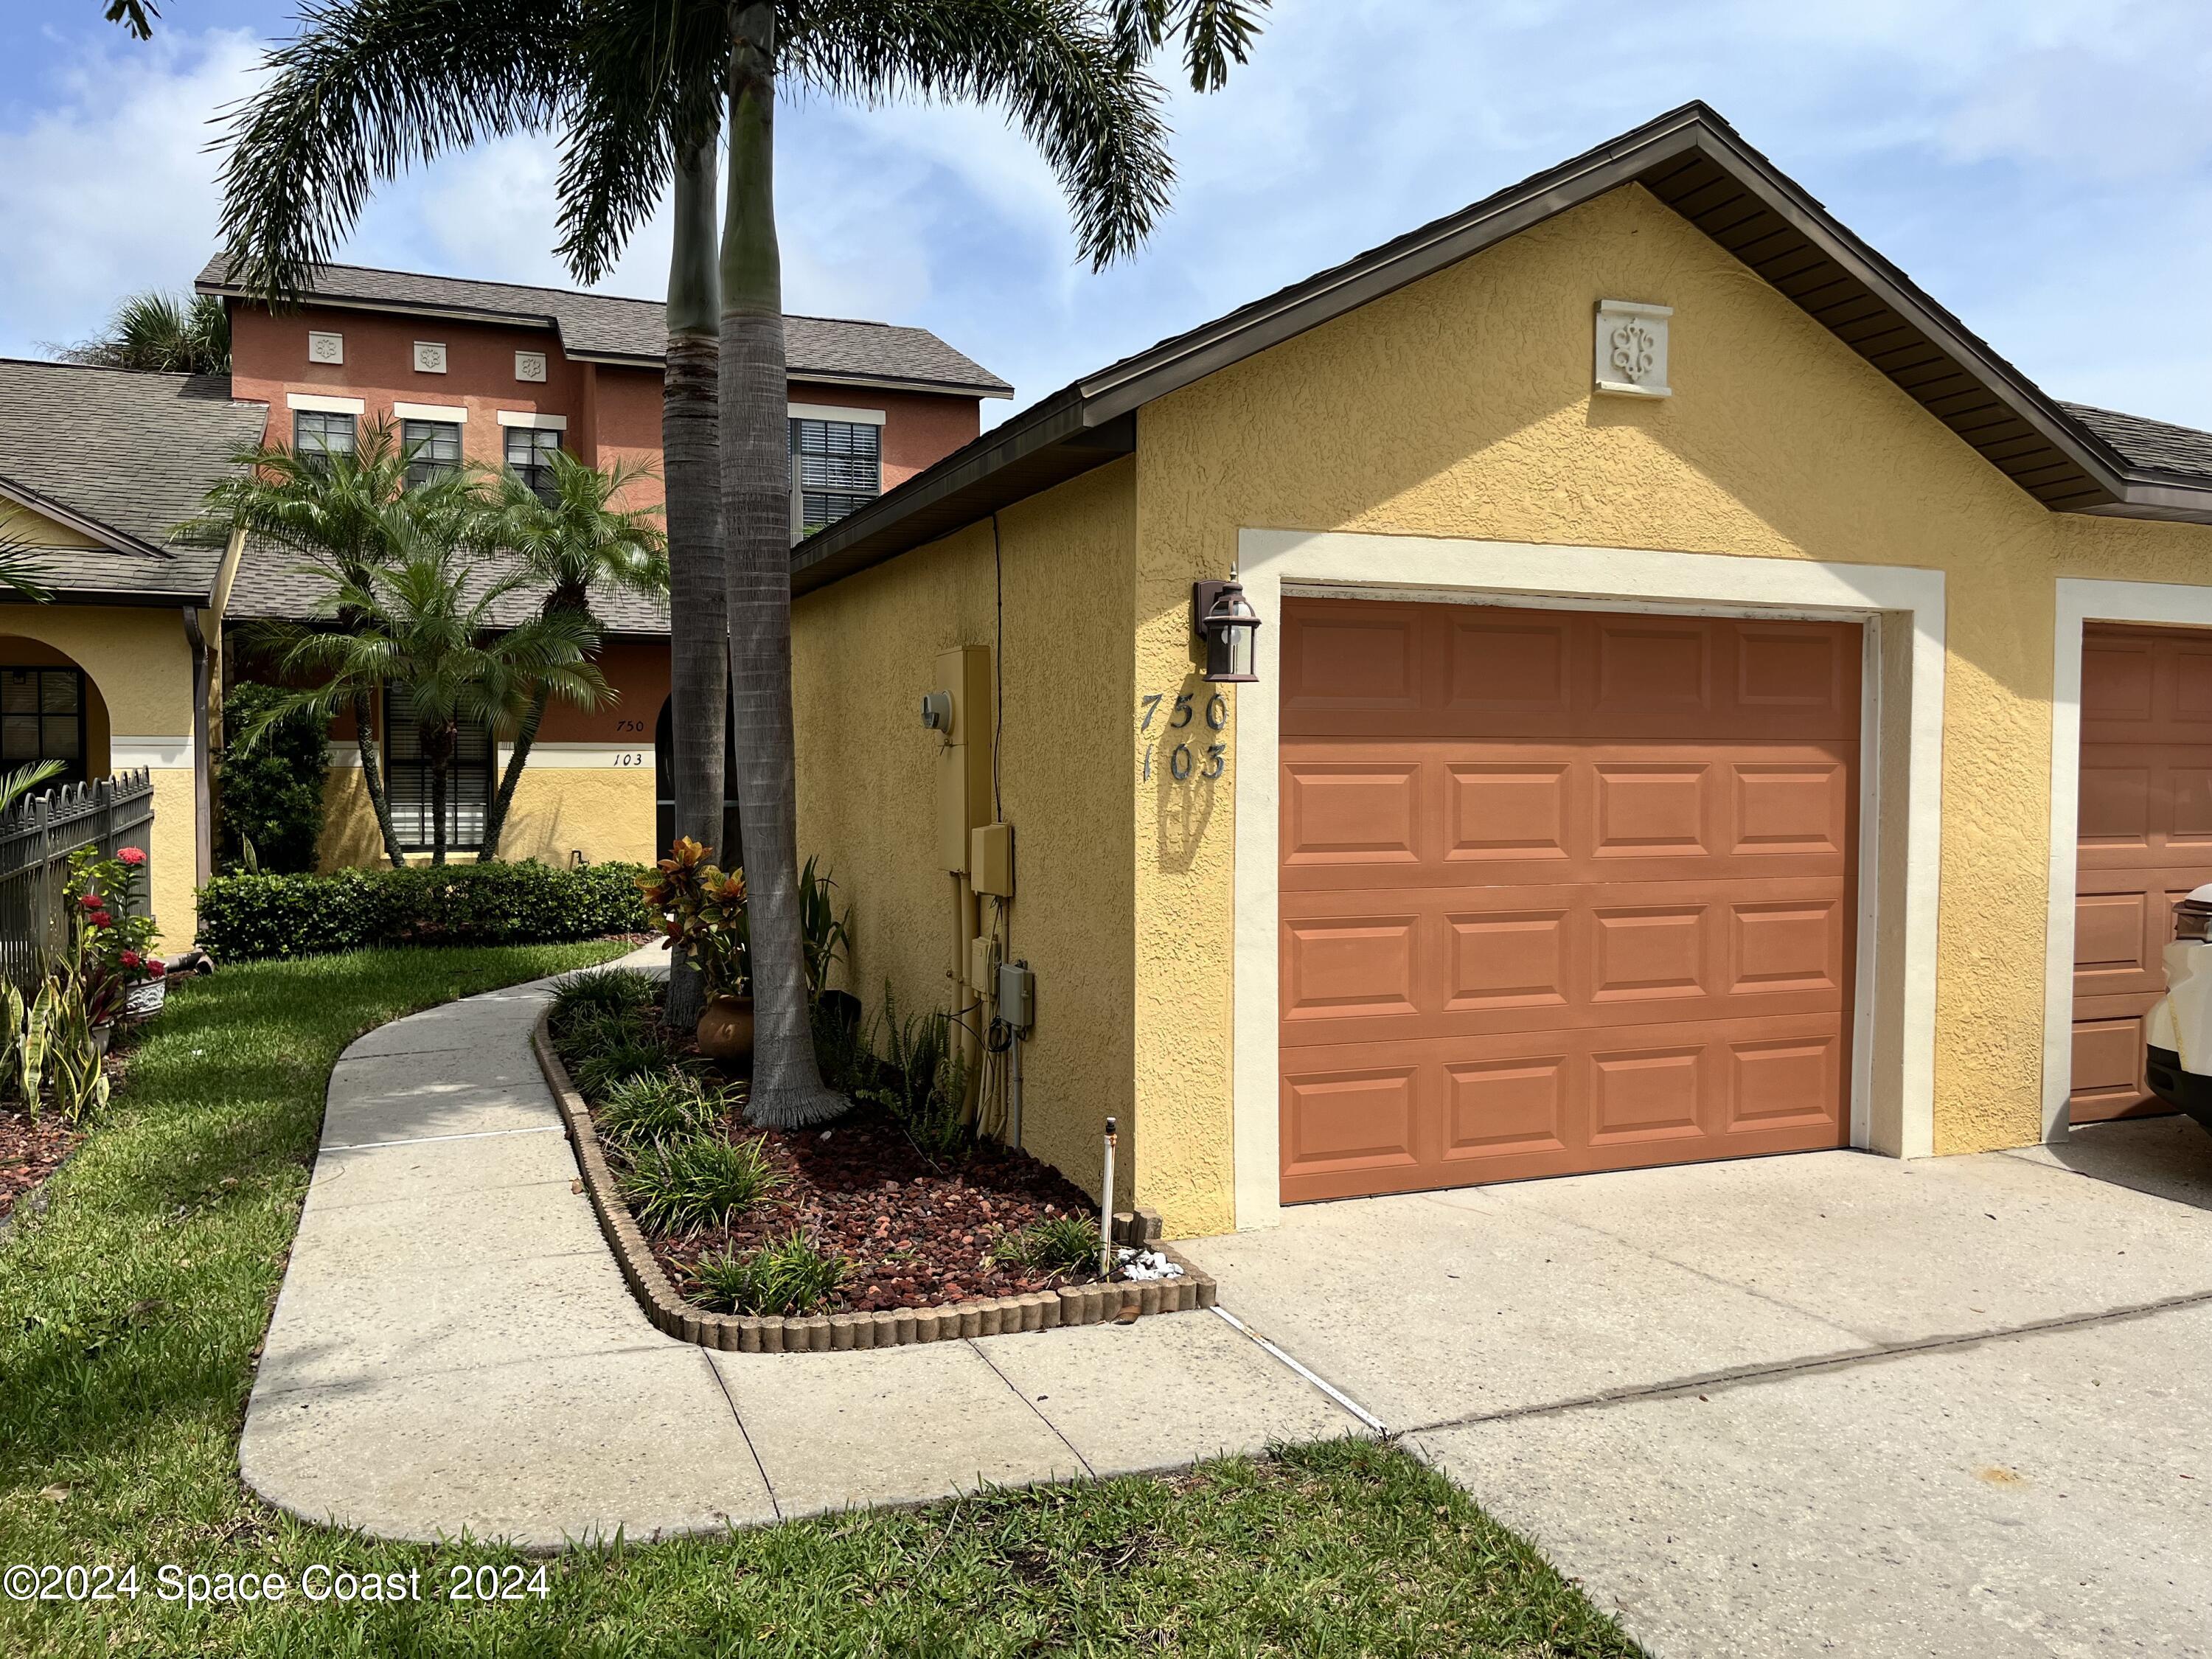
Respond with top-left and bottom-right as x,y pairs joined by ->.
549,967 -> 659,1032
694,1231 -> 848,1315
618,1134 -> 781,1231
570,1036 -> 680,1099
857,984 -> 970,1159
990,1214 -> 1102,1279
217,682 -> 329,874
195,860 -> 652,961
597,1073 -> 723,1147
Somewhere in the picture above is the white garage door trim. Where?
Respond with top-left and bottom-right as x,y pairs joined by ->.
2042,579 -> 2212,1144
1230,530 -> 1947,1230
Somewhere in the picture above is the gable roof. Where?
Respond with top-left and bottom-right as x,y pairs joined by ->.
195,255 -> 1013,398
793,101 -> 2212,596
0,359 -> 269,605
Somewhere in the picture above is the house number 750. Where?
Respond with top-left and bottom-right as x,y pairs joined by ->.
1138,691 -> 1229,780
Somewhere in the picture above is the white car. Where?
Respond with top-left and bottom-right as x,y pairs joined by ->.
2145,883 -> 2212,1133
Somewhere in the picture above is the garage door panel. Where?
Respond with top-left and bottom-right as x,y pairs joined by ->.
1278,1014 -> 1850,1203
1444,613 -> 1573,714
1444,762 -> 1573,862
1282,878 -> 1848,1044
2073,623 -> 2212,1123
1281,761 -> 1423,866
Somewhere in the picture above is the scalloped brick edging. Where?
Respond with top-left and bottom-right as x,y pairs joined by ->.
530,1009 -> 1216,1353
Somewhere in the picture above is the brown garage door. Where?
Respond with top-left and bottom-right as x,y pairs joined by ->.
2070,623 -> 2212,1122
1278,598 -> 1860,1203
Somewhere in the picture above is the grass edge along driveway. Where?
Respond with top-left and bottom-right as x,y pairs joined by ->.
0,945 -> 1643,1658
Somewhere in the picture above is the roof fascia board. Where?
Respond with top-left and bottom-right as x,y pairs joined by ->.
1679,124 -> 2138,504
0,473 -> 167,561
1076,116 -> 1712,422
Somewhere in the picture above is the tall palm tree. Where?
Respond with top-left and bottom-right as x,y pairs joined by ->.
183,420 -> 468,868
104,0 -> 157,38
215,0 -> 1266,1120
63,291 -> 232,376
249,537 -> 608,866
473,448 -> 668,859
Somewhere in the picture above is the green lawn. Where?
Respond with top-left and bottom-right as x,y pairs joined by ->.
0,945 -> 1641,1659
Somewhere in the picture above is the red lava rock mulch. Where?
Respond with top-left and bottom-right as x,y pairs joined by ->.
1,1108 -> 83,1223
637,1101 -> 1105,1313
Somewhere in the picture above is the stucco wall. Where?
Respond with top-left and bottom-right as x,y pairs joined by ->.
791,461 -> 1138,1200
0,604 -> 200,942
1123,180 -> 2212,1231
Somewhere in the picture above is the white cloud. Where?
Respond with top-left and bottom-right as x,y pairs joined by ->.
0,27 -> 262,357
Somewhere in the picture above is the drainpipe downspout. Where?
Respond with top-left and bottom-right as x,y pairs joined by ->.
196,527 -> 248,890
184,605 -> 212,890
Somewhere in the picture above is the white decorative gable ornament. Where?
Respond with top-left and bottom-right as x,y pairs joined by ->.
1593,299 -> 1672,398
307,330 -> 344,365
515,350 -> 548,383
412,340 -> 448,375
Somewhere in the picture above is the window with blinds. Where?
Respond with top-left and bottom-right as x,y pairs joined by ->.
293,410 -> 357,471
788,417 -> 882,538
382,684 -> 492,852
1,667 -> 85,787
505,425 -> 562,504
401,419 -> 463,489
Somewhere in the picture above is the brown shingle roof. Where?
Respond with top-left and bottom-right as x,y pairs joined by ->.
0,358 -> 268,604
2063,403 -> 2212,485
195,254 -> 1012,397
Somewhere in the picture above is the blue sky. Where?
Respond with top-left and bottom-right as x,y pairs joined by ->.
4,1 -> 2210,433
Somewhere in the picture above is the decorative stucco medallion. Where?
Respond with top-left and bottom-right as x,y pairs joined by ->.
1594,299 -> 1672,398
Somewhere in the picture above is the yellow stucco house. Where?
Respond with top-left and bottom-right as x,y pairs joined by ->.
785,103 -> 2212,1237
0,360 -> 265,938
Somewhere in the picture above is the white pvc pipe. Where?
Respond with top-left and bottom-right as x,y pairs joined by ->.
1099,1116 -> 1116,1279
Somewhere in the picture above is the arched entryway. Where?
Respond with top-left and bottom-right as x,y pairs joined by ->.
0,636 -> 111,787
653,695 -> 742,866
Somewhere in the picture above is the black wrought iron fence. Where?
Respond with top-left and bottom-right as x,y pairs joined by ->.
0,769 -> 155,990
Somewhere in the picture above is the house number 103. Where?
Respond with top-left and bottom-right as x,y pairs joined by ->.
1138,690 -> 1229,781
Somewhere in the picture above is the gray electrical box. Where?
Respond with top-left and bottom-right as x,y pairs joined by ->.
997,959 -> 1034,1034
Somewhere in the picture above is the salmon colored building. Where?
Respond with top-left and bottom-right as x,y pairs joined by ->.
195,256 -> 1009,870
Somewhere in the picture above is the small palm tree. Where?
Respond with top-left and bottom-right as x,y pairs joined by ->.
251,538 -> 608,866
0,534 -> 55,602
183,420 -> 468,868
0,760 -> 66,818
473,449 -> 668,858
63,291 -> 230,376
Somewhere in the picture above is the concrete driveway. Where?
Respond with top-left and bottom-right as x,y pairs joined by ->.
1180,1119 -> 2212,1658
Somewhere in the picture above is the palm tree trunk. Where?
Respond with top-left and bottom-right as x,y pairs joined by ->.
663,132 -> 728,1031
430,747 -> 449,867
479,685 -> 547,862
721,4 -> 840,1128
351,689 -> 406,869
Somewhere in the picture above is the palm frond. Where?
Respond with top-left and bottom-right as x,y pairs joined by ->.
215,0 -> 578,302
785,0 -> 1178,270
61,290 -> 231,375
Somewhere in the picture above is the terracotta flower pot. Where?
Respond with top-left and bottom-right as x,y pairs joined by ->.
696,993 -> 755,1070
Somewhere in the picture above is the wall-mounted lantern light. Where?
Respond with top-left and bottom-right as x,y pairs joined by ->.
1192,575 -> 1262,684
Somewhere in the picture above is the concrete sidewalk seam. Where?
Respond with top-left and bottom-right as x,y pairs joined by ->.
964,1338 -> 1100,1481
1208,1304 -> 1390,1435
1401,1282 -> 2212,1436
323,1124 -> 565,1152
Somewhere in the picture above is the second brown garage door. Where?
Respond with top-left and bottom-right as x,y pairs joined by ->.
1279,598 -> 1860,1203
2069,623 -> 2212,1122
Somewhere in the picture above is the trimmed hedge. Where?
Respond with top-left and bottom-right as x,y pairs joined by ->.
195,860 -> 653,961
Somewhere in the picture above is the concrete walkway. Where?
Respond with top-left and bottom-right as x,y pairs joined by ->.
241,959 -> 1358,1548
1181,1121 -> 2212,1658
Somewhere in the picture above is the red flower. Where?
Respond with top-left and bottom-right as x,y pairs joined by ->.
119,950 -> 142,970
116,846 -> 146,867
89,912 -> 113,930
77,894 -> 103,910
148,959 -> 167,978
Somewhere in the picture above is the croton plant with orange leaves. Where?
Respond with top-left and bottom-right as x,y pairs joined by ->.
636,838 -> 751,998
